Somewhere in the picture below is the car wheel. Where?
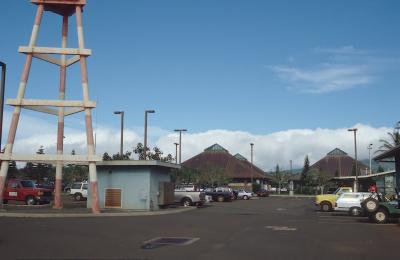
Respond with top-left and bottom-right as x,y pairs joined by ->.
25,196 -> 36,205
320,201 -> 332,212
74,193 -> 83,201
363,198 -> 379,213
349,207 -> 362,216
217,196 -> 225,202
181,198 -> 192,207
3,199 -> 8,204
243,195 -> 249,200
373,208 -> 389,224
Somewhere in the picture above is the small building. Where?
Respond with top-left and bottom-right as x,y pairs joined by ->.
87,160 -> 180,211
310,148 -> 369,177
373,145 -> 400,193
182,143 -> 269,190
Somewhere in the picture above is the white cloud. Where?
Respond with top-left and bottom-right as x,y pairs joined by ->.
270,46 -> 378,93
270,64 -> 373,93
1,112 -> 391,171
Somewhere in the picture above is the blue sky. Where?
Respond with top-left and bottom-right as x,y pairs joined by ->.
0,1 -> 399,169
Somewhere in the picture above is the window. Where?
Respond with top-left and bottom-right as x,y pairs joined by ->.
9,182 -> 19,189
20,180 -> 34,188
83,184 -> 88,190
72,183 -> 82,189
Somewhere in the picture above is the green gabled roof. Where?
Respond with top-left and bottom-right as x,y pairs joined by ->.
234,153 -> 248,161
204,143 -> 228,153
327,148 -> 347,156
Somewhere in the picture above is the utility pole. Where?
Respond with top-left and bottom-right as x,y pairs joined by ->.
174,142 -> 179,164
367,144 -> 373,175
0,61 -> 5,152
348,128 -> 358,192
144,110 -> 155,160
114,111 -> 124,157
250,143 -> 254,192
174,129 -> 187,164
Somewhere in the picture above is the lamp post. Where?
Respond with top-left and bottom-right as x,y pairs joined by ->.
144,110 -> 155,160
0,61 -> 5,151
250,143 -> 254,192
174,129 -> 187,164
367,143 -> 373,175
174,142 -> 179,164
348,128 -> 358,192
113,111 -> 124,157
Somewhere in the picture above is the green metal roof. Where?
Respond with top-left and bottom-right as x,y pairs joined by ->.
234,153 -> 248,161
327,148 -> 347,156
204,143 -> 228,153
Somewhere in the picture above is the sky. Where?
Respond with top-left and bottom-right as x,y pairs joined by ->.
1,0 -> 400,171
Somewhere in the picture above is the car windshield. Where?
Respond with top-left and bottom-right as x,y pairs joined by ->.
20,180 -> 35,188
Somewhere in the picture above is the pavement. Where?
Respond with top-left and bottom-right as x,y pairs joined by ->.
1,197 -> 399,260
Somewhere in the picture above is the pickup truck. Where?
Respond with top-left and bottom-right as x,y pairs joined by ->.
205,187 -> 233,202
315,187 -> 353,212
174,188 -> 206,207
2,179 -> 53,205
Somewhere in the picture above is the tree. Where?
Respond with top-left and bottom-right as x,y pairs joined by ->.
301,155 -> 310,182
102,152 -> 112,161
272,164 -> 289,194
112,151 -> 132,160
132,143 -> 173,162
377,164 -> 385,173
22,146 -> 53,183
171,167 -> 201,185
303,168 -> 330,194
63,150 -> 88,183
133,143 -> 148,160
377,127 -> 400,153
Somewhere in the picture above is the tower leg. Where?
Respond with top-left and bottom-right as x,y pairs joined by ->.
76,6 -> 100,214
0,5 -> 44,208
54,15 -> 68,209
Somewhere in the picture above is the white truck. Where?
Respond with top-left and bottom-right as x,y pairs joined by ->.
70,181 -> 88,201
174,186 -> 206,207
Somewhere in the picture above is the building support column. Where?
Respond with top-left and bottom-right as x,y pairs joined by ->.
0,5 -> 44,207
76,6 -> 99,214
54,15 -> 68,209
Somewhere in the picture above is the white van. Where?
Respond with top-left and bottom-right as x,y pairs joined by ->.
335,192 -> 378,216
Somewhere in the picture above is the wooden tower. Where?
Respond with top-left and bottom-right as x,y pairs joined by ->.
0,0 -> 100,213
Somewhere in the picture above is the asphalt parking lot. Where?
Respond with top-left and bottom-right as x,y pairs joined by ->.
1,197 -> 399,260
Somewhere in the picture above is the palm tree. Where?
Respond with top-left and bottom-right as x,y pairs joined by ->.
377,129 -> 400,153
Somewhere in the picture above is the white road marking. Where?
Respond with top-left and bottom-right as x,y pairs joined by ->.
265,225 -> 297,231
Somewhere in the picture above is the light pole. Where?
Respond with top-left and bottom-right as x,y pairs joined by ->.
367,143 -> 373,175
174,142 -> 179,164
174,129 -> 187,164
0,61 -> 5,151
113,111 -> 124,157
144,110 -> 155,160
348,128 -> 358,192
250,143 -> 254,192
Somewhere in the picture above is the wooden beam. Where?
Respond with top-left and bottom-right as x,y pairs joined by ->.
32,53 -> 62,66
0,153 -> 101,163
7,99 -> 96,108
23,105 -> 58,115
64,107 -> 85,116
66,55 -> 80,67
19,46 -> 91,56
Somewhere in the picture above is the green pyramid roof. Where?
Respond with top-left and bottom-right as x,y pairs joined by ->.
204,143 -> 229,153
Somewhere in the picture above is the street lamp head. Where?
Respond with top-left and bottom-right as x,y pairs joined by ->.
113,111 -> 122,115
174,142 -> 179,146
348,128 -> 358,132
174,129 -> 187,132
146,110 -> 155,114
250,143 -> 254,146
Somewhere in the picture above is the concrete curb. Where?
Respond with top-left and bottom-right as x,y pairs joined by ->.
0,206 -> 196,218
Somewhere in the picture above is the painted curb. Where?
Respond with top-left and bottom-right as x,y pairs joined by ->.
0,206 -> 196,218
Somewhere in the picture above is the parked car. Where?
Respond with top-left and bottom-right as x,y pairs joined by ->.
205,187 -> 233,202
2,179 -> 53,205
315,187 -> 353,212
335,192 -> 377,216
70,181 -> 88,201
174,185 -> 206,207
255,189 -> 270,197
237,189 -> 252,200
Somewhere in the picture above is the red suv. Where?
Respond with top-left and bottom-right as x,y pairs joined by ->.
2,179 -> 53,205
